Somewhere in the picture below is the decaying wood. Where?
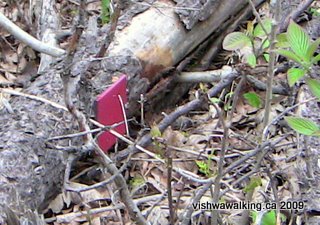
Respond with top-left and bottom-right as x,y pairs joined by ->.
37,0 -> 63,73
106,0 -> 265,114
0,0 -> 271,223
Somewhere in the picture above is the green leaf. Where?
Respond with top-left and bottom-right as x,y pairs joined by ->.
222,32 -> 252,51
312,53 -> 320,63
244,176 -> 262,193
210,97 -> 221,104
261,210 -> 277,225
306,78 -> 320,99
307,38 -> 320,61
246,21 -> 254,36
243,92 -> 261,108
245,53 -> 257,68
280,213 -> 287,223
196,161 -> 210,176
263,53 -> 270,62
250,211 -> 258,223
253,18 -> 272,38
287,21 -> 311,62
101,0 -> 111,24
129,175 -> 145,188
276,33 -> 290,48
312,130 -> 320,137
225,91 -> 234,99
285,116 -> 320,136
251,210 -> 286,225
262,38 -> 270,49
287,68 -> 306,86
150,126 -> 162,138
310,7 -> 320,17
276,49 -> 302,64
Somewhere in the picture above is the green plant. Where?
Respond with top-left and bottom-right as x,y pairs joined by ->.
223,91 -> 234,111
309,7 -> 320,17
129,175 -> 145,189
222,19 -> 272,67
196,160 -> 211,176
251,210 -> 286,225
307,78 -> 320,99
150,125 -> 166,158
285,116 -> 320,136
276,21 -> 320,87
209,88 -> 234,111
244,176 -> 262,193
101,0 -> 111,24
150,125 -> 162,138
275,21 -> 320,136
243,92 -> 262,108
210,95 -> 233,111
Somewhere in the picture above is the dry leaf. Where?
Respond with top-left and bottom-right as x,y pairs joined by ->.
68,182 -> 110,205
48,193 -> 64,214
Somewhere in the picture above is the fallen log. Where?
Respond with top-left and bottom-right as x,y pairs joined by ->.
107,0 -> 265,113
0,0 -> 267,223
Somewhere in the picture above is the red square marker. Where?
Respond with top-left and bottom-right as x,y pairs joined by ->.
95,75 -> 127,152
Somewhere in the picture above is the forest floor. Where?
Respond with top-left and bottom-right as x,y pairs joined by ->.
1,0 -> 320,225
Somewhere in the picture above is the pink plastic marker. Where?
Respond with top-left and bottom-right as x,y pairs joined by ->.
95,75 -> 127,152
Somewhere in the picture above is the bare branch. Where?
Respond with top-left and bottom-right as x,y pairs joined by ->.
279,0 -> 316,32
0,12 -> 65,57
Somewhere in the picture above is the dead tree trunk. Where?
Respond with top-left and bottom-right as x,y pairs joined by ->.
0,0 -> 265,222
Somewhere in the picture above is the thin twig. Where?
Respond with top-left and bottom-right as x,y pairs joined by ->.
0,88 -> 67,111
0,12 -> 65,57
223,135 -> 288,177
118,94 -> 130,136
58,1 -> 148,224
247,0 -> 269,37
144,194 -> 167,219
45,194 -> 164,223
47,120 -> 129,141
211,103 -> 229,225
177,66 -> 237,83
166,147 -> 175,224
228,72 -> 246,122
262,97 -> 316,139
92,142 -> 148,225
96,0 -> 122,57
210,70 -> 245,224
265,165 -> 281,224
262,0 -> 281,130
241,2 -> 281,217
220,170 -> 257,197
65,162 -> 128,192
247,75 -> 289,95
0,88 -> 156,160
45,205 -> 124,223
174,168 -> 212,184
179,135 -> 288,224
180,180 -> 214,225
115,72 -> 238,161
279,0 -> 316,32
